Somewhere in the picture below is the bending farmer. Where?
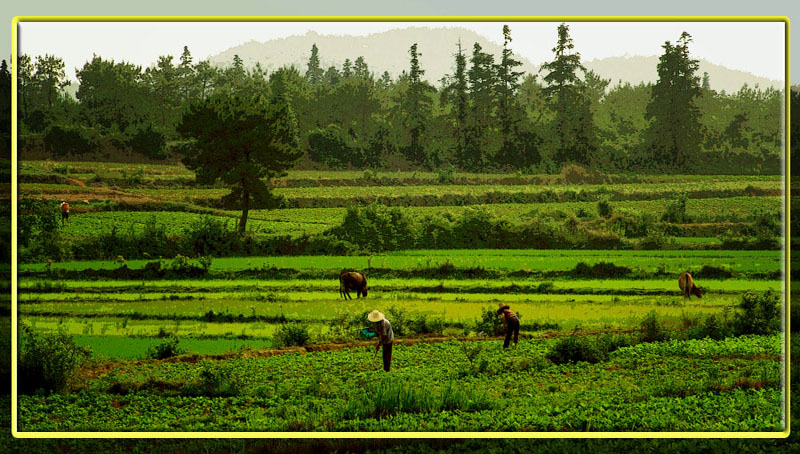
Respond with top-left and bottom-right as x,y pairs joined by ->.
497,303 -> 520,349
368,310 -> 394,372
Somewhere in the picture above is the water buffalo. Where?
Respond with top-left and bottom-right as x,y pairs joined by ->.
678,272 -> 703,299
340,271 -> 368,300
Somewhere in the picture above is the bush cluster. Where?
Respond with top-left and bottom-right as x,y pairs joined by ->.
18,324 -> 92,394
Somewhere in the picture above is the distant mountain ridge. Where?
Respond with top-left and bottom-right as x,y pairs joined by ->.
207,27 -> 782,93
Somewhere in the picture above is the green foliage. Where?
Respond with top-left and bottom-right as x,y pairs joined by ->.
661,193 -> 691,223
307,124 -> 353,169
145,334 -> 184,359
184,362 -> 243,397
179,91 -> 301,233
734,290 -> 781,336
274,323 -> 311,347
474,306 -> 505,337
545,335 -> 609,364
342,376 -> 494,420
330,203 -> 415,252
18,197 -> 61,248
597,200 -> 613,218
18,323 -> 92,394
644,32 -> 703,169
639,310 -> 668,343
127,124 -> 167,160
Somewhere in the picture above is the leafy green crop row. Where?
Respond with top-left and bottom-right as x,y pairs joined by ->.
17,335 -> 783,432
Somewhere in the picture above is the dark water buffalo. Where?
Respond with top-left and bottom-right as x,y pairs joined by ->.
678,272 -> 703,299
340,271 -> 368,300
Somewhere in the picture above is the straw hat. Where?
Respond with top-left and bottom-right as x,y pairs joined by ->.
367,310 -> 385,322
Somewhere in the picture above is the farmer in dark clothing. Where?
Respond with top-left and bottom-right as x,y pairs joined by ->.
368,310 -> 394,372
497,303 -> 520,349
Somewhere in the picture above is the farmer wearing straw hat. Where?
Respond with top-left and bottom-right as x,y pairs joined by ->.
368,310 -> 394,372
497,302 -> 520,349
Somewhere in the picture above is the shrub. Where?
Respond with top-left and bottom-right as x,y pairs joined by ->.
734,290 -> 781,336
561,163 -> 605,184
662,193 -> 691,223
597,199 -> 613,218
180,216 -> 243,257
183,362 -> 242,397
329,203 -> 415,252
307,124 -> 353,168
687,314 -> 735,340
43,124 -> 97,157
18,324 -> 92,394
545,336 -> 608,364
384,306 -> 409,337
145,334 -> 184,360
694,264 -> 733,279
408,315 -> 445,336
572,261 -> 632,278
18,198 -> 61,249
437,165 -> 456,184
126,125 -> 166,159
640,311 -> 668,343
474,306 -> 505,337
274,324 -> 311,347
608,209 -> 654,238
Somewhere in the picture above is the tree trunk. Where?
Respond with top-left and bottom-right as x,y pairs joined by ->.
239,187 -> 249,234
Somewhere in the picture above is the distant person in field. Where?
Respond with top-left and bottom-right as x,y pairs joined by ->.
368,310 -> 394,372
339,271 -> 368,299
497,303 -> 520,349
59,201 -> 70,225
678,271 -> 703,299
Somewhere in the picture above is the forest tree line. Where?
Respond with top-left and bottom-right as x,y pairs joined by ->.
11,24 -> 785,174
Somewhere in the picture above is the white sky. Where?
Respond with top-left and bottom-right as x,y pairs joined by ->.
17,21 -> 785,82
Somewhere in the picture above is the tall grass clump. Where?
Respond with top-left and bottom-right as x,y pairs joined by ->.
342,377 -> 493,419
545,335 -> 609,364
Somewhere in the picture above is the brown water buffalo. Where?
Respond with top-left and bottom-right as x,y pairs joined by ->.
340,271 -> 368,300
678,272 -> 703,299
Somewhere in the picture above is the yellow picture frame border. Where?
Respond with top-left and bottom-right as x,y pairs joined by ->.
9,14 -> 792,439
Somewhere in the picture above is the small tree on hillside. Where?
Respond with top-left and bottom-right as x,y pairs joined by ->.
178,93 -> 301,233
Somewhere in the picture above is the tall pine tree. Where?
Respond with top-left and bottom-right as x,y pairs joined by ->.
305,44 -> 324,85
495,25 -> 526,168
540,23 -> 596,167
465,43 -> 497,170
644,32 -> 703,169
399,43 -> 433,166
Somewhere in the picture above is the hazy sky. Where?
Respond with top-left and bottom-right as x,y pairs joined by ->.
17,20 -> 785,82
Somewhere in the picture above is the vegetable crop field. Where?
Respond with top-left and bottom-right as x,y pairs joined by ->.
14,160 -> 788,433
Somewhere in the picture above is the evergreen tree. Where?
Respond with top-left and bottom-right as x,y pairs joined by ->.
179,93 -> 301,233
177,46 -> 198,103
540,23 -> 596,166
305,44 -> 324,84
399,43 -> 433,166
33,54 -> 69,110
644,32 -> 703,169
0,60 -> 10,158
465,43 -> 497,170
354,56 -> 370,79
194,60 -> 217,100
443,40 -> 469,168
495,25 -> 526,168
342,59 -> 353,78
